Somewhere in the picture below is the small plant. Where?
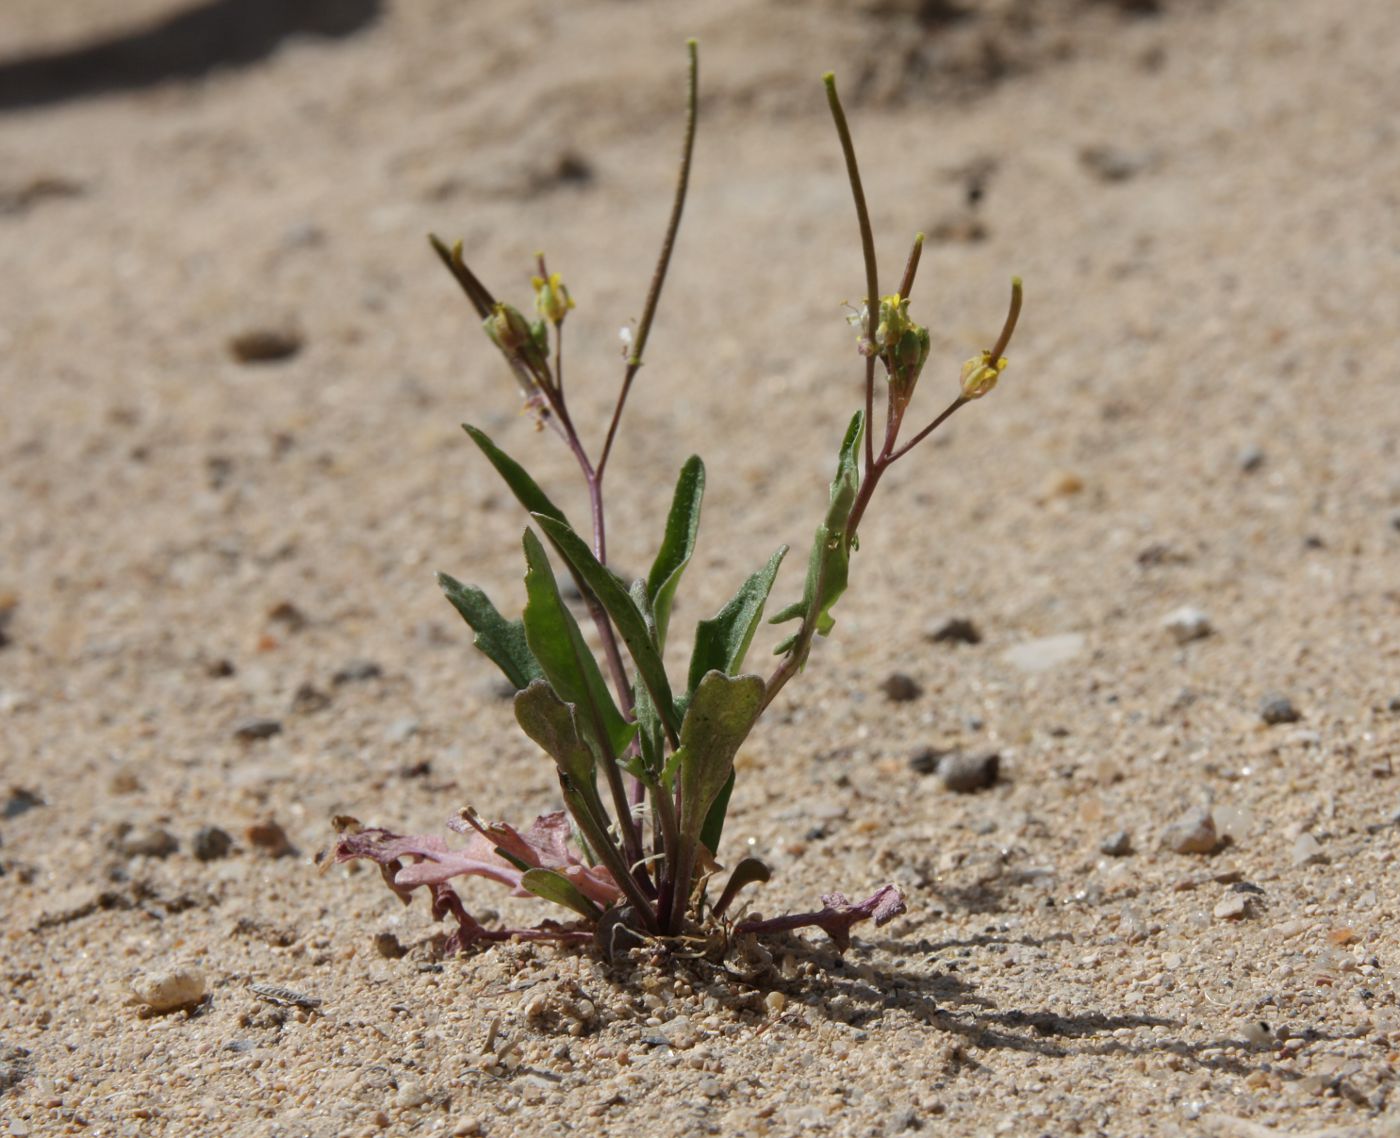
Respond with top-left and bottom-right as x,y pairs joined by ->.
332,42 -> 1022,957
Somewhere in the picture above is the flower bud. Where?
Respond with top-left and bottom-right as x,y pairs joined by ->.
959,350 -> 1008,400
531,271 -> 574,325
887,323 -> 930,406
484,303 -> 534,353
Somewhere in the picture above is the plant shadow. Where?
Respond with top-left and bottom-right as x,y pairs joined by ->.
0,0 -> 382,113
782,932 -> 1340,1084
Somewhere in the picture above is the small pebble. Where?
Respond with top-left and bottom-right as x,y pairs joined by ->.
937,751 -> 1000,794
245,819 -> 295,858
290,682 -> 331,714
1241,1020 -> 1274,1047
1259,694 -> 1302,725
131,967 -> 206,1013
117,825 -> 178,859
765,991 -> 787,1015
1291,832 -> 1326,866
1237,445 -> 1265,473
880,673 -> 922,703
333,659 -> 383,685
1079,144 -> 1154,182
192,825 -> 233,862
1213,893 -> 1252,921
927,617 -> 981,645
374,932 -> 407,959
1162,607 -> 1212,644
233,718 -> 282,742
908,747 -> 951,775
1099,830 -> 1133,857
384,718 -> 420,744
1162,806 -> 1221,855
1042,469 -> 1085,498
395,1079 -> 429,1109
3,787 -> 43,819
266,601 -> 307,631
228,326 -> 303,364
1001,633 -> 1085,674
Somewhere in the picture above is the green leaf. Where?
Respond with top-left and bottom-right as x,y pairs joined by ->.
645,457 -> 705,649
711,856 -> 772,918
687,546 -> 788,694
520,530 -> 633,761
514,680 -> 628,892
698,769 -> 736,855
676,670 -> 765,848
513,679 -> 596,786
438,572 -> 541,691
520,867 -> 603,921
463,425 -> 570,528
533,513 -> 679,742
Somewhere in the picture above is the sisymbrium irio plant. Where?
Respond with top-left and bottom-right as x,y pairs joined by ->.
332,42 -> 1023,957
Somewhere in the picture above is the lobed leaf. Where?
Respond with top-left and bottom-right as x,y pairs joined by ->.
438,572 -> 541,691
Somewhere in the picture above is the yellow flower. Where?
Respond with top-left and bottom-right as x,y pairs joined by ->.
959,350 -> 1007,400
531,272 -> 574,325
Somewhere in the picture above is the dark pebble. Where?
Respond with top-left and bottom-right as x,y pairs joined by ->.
908,747 -> 952,775
880,672 -> 922,702
332,659 -> 383,685
206,658 -> 236,679
1237,445 -> 1265,473
928,617 -> 982,645
245,820 -> 295,858
3,787 -> 44,819
117,825 -> 178,859
1259,695 -> 1301,725
228,326 -> 303,364
192,826 -> 234,862
374,932 -> 407,959
267,601 -> 307,631
937,751 -> 1000,793
233,718 -> 282,742
290,682 -> 331,714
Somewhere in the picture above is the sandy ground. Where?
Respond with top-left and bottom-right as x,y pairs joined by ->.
2,1 -> 1399,1135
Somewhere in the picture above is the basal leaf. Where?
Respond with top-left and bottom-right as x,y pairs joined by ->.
687,546 -> 787,694
438,572 -> 541,691
711,856 -> 772,918
645,456 -> 705,650
698,768 -> 736,855
520,867 -> 604,921
520,530 -> 632,760
676,670 -> 765,846
513,679 -> 596,786
533,513 -> 679,741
